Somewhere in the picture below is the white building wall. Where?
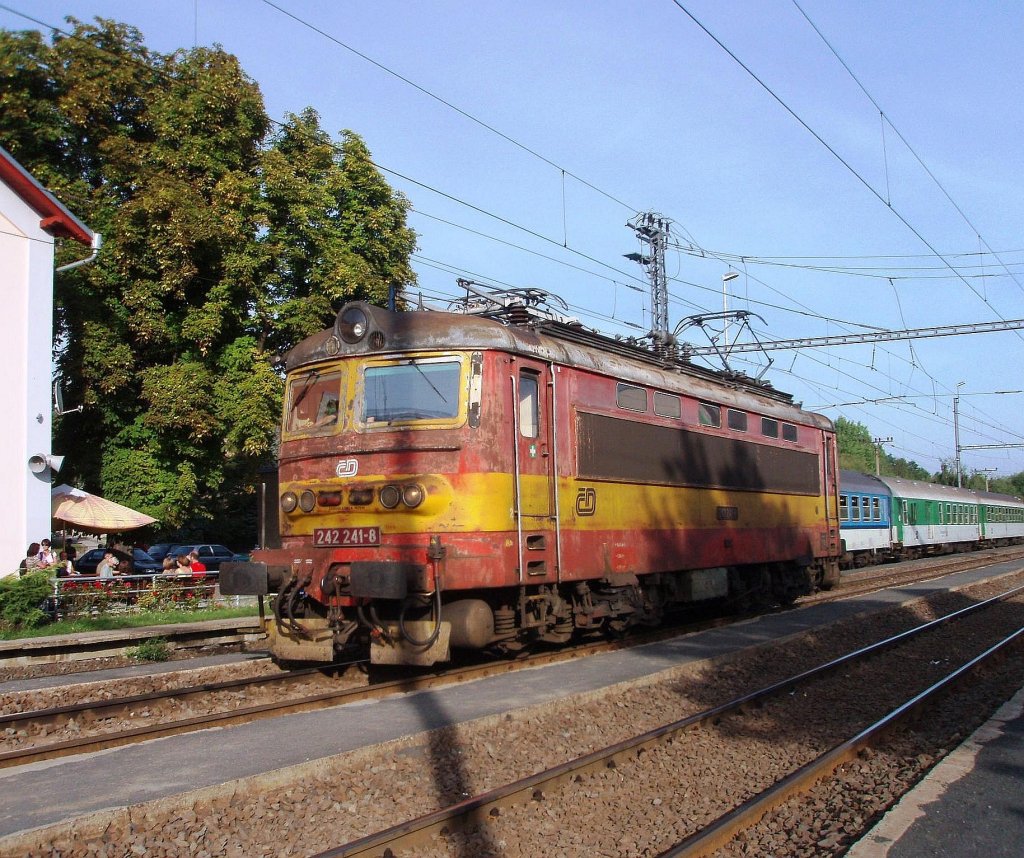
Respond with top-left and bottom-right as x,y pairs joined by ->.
0,183 -> 55,575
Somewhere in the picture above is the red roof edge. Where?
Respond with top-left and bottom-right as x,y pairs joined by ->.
0,146 -> 94,246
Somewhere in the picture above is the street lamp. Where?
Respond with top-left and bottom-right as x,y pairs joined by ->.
722,271 -> 739,348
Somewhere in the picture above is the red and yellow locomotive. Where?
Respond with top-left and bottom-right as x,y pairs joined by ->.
221,298 -> 841,665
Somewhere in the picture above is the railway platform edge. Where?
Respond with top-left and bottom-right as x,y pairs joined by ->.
848,683 -> 1024,858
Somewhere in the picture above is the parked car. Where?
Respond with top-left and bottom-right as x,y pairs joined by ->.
166,544 -> 236,571
74,547 -> 162,576
146,543 -> 177,562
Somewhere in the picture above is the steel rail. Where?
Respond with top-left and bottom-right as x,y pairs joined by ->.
0,662 -> 345,733
0,617 -> 732,770
5,552 -> 1021,772
657,625 -> 1024,857
311,584 -> 1024,858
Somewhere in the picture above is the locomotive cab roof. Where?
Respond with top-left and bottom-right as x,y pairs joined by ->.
285,301 -> 833,429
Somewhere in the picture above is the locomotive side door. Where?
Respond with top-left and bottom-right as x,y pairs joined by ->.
513,360 -> 559,582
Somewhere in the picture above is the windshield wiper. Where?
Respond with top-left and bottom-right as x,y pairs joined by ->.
411,361 -> 448,404
291,369 -> 320,412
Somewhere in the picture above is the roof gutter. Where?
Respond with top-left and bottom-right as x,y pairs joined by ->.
55,232 -> 103,273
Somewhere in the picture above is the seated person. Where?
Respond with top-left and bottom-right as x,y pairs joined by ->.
175,554 -> 193,577
97,552 -> 119,578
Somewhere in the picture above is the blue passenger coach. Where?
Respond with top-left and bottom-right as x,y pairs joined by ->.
838,470 -> 893,568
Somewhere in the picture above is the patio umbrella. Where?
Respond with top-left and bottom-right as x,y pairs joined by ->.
51,484 -> 158,534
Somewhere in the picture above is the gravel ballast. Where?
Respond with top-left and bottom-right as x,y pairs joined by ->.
1,572 -> 1022,857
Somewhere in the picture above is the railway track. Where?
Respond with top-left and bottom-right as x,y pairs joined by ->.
310,582 -> 1024,858
0,618 -> 743,768
4,545 -> 1021,679
4,547 -> 1023,770
3,565 -> 1024,857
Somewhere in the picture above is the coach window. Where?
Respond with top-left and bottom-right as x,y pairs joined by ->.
861,497 -> 872,521
761,417 -> 779,438
616,383 -> 647,412
698,402 -> 721,428
839,495 -> 849,521
872,497 -> 881,521
519,373 -> 539,438
654,391 -> 681,418
782,423 -> 798,442
727,409 -> 747,432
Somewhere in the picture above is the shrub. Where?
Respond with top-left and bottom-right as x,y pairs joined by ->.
136,576 -> 204,612
0,572 -> 54,630
127,636 -> 171,662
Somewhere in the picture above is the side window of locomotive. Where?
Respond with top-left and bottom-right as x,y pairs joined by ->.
363,360 -> 462,424
286,370 -> 342,434
839,494 -> 849,521
727,409 -> 747,432
519,373 -> 539,438
654,392 -> 680,418
761,418 -> 778,438
616,383 -> 647,412
782,423 -> 798,442
698,402 -> 721,428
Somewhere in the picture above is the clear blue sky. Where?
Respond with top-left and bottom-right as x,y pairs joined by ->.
5,1 -> 1024,476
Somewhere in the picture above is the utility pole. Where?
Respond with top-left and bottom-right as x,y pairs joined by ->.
625,213 -> 671,347
872,436 -> 893,476
954,382 -> 965,488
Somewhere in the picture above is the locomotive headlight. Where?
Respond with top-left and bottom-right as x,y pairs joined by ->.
299,490 -> 316,513
337,306 -> 368,343
402,484 -> 425,508
379,485 -> 401,509
280,491 -> 298,513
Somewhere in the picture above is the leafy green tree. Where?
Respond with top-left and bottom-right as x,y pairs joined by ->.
834,417 -> 876,474
0,18 -> 416,541
834,417 -> 929,480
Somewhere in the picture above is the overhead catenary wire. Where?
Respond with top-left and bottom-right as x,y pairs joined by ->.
3,3 -> 1021,469
668,0 -> 1024,339
791,0 -> 1024,300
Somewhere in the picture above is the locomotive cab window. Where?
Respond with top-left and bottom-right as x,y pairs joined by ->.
698,402 -> 721,428
519,373 -> 539,438
285,369 -> 342,435
362,358 -> 463,426
616,383 -> 647,412
727,409 -> 747,432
